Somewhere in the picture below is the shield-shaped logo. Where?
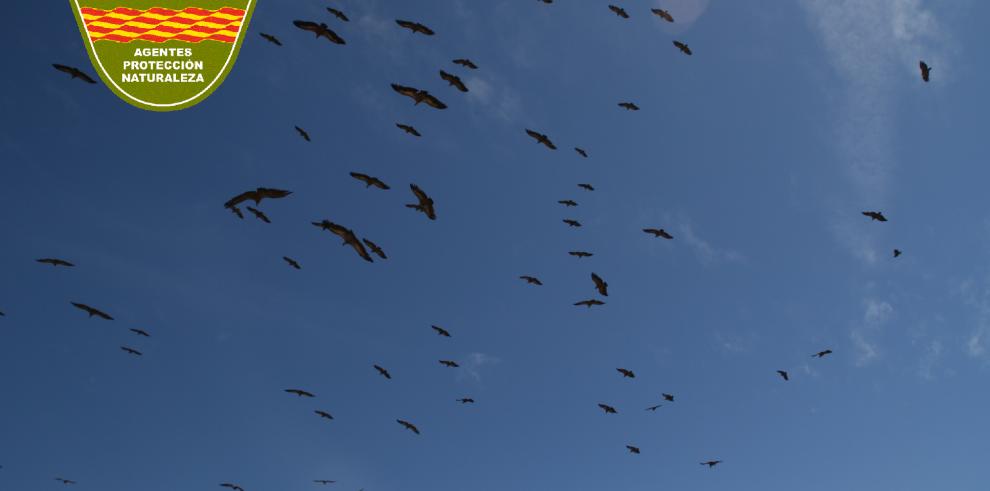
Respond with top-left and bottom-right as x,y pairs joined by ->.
69,1 -> 255,112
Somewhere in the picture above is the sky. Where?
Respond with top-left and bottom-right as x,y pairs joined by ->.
2,0 -> 990,490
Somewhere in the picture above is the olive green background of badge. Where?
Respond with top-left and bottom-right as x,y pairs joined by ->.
70,0 -> 254,112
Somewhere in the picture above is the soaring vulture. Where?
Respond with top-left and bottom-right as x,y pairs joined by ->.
220,484 -> 244,491
293,20 -> 346,44
862,211 -> 887,222
457,398 -> 475,404
618,102 -> 640,111
558,200 -> 578,207
120,346 -> 143,356
129,328 -> 151,337
574,299 -> 605,308
374,364 -> 392,379
598,403 -> 617,414
777,370 -> 789,381
578,183 -> 595,191
563,219 -> 582,227
525,129 -> 557,150
626,445 -> 641,454
314,480 -> 336,485
315,410 -> 334,420
575,147 -> 588,158
616,368 -> 635,378
439,360 -> 460,368
520,275 -> 543,286
55,478 -> 78,485
283,256 -> 301,269
285,389 -> 315,397
439,70 -> 469,92
591,273 -> 608,296
701,460 -> 723,468
259,33 -> 282,45
919,61 -> 931,82
396,20 -> 435,35
894,249 -> 902,258
350,172 -> 390,190
644,228 -> 674,239
812,349 -> 833,358
453,58 -> 478,69
673,40 -> 692,55
406,184 -> 437,220
391,84 -> 447,109
396,123 -> 422,137
431,325 -> 452,337
608,5 -> 629,18
246,206 -> 270,223
327,7 -> 349,21
312,220 -> 374,262
37,258 -> 74,267
651,8 -> 674,22
397,419 -> 421,434
295,126 -> 311,142
52,64 -> 97,84
70,302 -> 113,320
569,251 -> 593,258
662,393 -> 675,402
645,405 -> 662,411
224,188 -> 292,210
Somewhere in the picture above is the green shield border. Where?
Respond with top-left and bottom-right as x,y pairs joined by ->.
69,0 -> 255,112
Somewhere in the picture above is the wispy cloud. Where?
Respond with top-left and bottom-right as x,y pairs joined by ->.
465,76 -> 523,123
801,0 -> 947,262
458,352 -> 501,383
676,221 -> 745,266
957,278 -> 990,358
918,339 -> 943,380
851,298 -> 893,366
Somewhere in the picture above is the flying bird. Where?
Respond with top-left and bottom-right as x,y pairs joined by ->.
36,258 -> 74,267
618,102 -> 640,111
591,273 -> 608,296
312,220 -> 373,262
285,389 -> 315,398
662,393 -> 675,402
293,20 -> 346,44
283,256 -> 301,269
220,483 -> 244,491
651,8 -> 674,22
616,368 -> 635,378
559,200 -> 578,207
644,228 -> 674,239
259,32 -> 282,45
578,183 -> 595,191
862,211 -> 888,222
326,7 -> 349,21
350,172 -> 390,190
812,349 -> 833,358
224,188 -> 292,210
563,219 -> 582,227
673,40 -> 692,55
406,184 -> 437,220
431,325 -> 452,337
374,364 -> 392,379
645,405 -> 662,411
569,251 -> 593,258
70,302 -> 113,320
626,445 -> 641,454
598,403 -> 617,414
53,64 -> 96,84
608,5 -> 629,18
439,70 -> 469,92
396,20 -> 435,35
575,147 -> 588,158
525,129 -> 557,150
574,299 -> 605,308
363,239 -> 387,260
439,360 -> 460,368
520,275 -> 543,286
396,123 -> 421,137
391,83 -> 447,109
315,410 -> 334,420
294,126 -> 311,142
55,478 -> 77,485
453,58 -> 478,69
920,61 -> 931,82
397,419 -> 420,434
229,206 -> 244,219
314,481 -> 336,485
701,460 -> 723,468
894,249 -> 902,258
457,398 -> 475,404
120,346 -> 142,356
246,206 -> 271,223
777,370 -> 789,381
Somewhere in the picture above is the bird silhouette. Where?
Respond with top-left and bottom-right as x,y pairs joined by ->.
374,365 -> 392,379
350,172 -> 390,190
457,398 -> 475,404
55,478 -> 78,485
644,228 -> 674,239
285,389 -> 315,398
431,325 -> 452,337
569,251 -> 593,258
406,184 -> 437,220
224,188 -> 292,210
616,368 -> 635,378
440,70 -> 469,92
439,360 -> 460,368
626,445 -> 641,454
559,200 -> 578,207
129,328 -> 150,337
812,349 -> 833,358
259,32 -> 282,45
920,61 -> 931,82
327,7 -> 349,21
396,123 -> 422,137
220,483 -> 244,491
314,480 -> 336,485
53,64 -> 96,84
608,5 -> 629,18
592,273 -> 609,296
363,239 -> 387,260
453,58 -> 478,69
673,40 -> 692,55
578,183 -> 595,191
575,147 -> 588,158
701,460 -> 723,468
525,129 -> 557,150
862,211 -> 887,222
645,405 -> 662,411
662,393 -> 675,402
397,419 -> 420,434
120,346 -> 143,356
574,299 -> 605,308
37,258 -> 74,267
315,410 -> 334,420
894,249 -> 902,258
520,275 -> 543,286
563,219 -> 582,227
396,20 -> 435,35
598,403 -> 617,414
294,126 -> 311,142
293,20 -> 345,44
283,257 -> 301,270
312,220 -> 374,262
777,370 -> 789,381
70,302 -> 113,320
391,84 -> 447,109
618,102 -> 640,111
652,8 -> 674,22
246,206 -> 270,223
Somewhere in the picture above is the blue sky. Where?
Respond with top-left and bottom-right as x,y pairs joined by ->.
3,0 -> 990,490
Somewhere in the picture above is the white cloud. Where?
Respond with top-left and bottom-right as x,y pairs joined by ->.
677,221 -> 745,266
458,352 -> 501,383
918,339 -> 943,381
851,298 -> 893,366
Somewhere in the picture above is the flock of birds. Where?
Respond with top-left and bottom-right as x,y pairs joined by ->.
24,2 -> 941,489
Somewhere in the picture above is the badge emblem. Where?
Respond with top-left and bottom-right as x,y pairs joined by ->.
69,1 -> 255,111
